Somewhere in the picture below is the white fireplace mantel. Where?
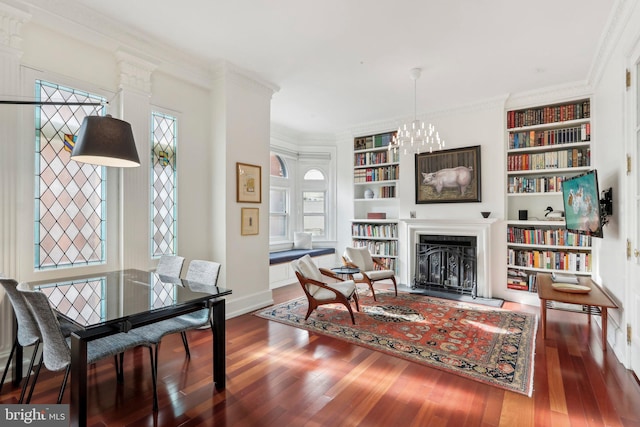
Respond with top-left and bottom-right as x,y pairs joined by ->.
401,218 -> 497,299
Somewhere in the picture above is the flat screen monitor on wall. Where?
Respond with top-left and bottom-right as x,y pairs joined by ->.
561,169 -> 604,238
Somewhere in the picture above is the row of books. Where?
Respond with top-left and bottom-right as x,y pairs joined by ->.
507,226 -> 592,247
353,150 -> 399,166
507,269 -> 538,292
507,175 -> 566,194
352,239 -> 398,257
507,147 -> 590,171
508,249 -> 592,272
508,124 -> 590,149
354,132 -> 396,150
507,100 -> 590,129
354,165 -> 400,182
351,223 -> 398,238
373,186 -> 396,199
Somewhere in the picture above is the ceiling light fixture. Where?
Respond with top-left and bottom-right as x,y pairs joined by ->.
71,115 -> 140,167
388,68 -> 445,155
0,100 -> 140,167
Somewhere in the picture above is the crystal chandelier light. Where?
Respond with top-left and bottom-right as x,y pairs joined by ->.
388,68 -> 445,155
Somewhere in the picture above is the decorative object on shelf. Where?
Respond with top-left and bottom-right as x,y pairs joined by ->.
236,162 -> 262,203
364,188 -> 374,199
388,68 -> 445,155
415,145 -> 481,204
481,211 -> 491,218
544,206 -> 564,220
519,210 -> 528,220
367,212 -> 386,219
241,207 -> 259,235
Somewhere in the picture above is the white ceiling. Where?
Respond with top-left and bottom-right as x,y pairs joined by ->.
26,0 -> 617,135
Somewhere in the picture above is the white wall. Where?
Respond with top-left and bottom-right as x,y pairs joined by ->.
337,100 -> 507,295
590,0 -> 640,362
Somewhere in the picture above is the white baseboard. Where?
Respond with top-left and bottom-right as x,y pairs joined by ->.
225,289 -> 274,319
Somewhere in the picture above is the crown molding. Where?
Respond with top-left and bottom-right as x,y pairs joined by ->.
18,0 -> 214,89
344,94 -> 509,139
0,1 -> 30,54
505,80 -> 592,110
210,60 -> 279,100
588,0 -> 636,87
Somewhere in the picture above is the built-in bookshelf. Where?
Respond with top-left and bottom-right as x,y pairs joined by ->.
505,98 -> 593,297
352,131 -> 399,274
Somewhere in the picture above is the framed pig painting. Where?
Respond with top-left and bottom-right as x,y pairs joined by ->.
415,145 -> 481,204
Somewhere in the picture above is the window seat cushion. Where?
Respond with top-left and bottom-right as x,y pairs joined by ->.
269,248 -> 335,265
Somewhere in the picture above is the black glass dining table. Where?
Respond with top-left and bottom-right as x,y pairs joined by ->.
25,269 -> 232,427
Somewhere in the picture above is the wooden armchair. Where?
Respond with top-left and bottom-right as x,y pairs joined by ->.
290,255 -> 360,324
343,246 -> 397,301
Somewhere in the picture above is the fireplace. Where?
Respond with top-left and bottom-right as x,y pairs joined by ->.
414,235 -> 478,298
402,219 -> 494,299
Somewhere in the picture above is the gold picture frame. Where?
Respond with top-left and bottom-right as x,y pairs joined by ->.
236,162 -> 262,203
241,208 -> 259,235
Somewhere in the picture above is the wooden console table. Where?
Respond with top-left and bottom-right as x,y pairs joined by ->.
537,273 -> 618,352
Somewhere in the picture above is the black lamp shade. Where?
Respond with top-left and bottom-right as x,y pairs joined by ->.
71,115 -> 141,167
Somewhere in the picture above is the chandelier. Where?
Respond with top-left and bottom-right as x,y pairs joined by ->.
388,68 -> 445,155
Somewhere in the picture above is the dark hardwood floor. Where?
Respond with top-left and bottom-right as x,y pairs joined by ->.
2,283 -> 640,426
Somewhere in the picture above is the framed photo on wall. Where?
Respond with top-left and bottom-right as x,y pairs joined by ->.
236,162 -> 262,203
241,208 -> 259,235
415,145 -> 481,204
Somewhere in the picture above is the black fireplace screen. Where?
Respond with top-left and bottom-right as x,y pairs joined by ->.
413,235 -> 477,298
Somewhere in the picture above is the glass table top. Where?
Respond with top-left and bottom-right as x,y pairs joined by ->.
27,269 -> 231,327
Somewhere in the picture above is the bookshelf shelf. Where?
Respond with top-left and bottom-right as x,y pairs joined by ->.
505,98 -> 593,295
352,131 -> 400,275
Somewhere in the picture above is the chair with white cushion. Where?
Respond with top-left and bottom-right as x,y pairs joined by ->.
343,246 -> 397,301
290,254 -> 360,324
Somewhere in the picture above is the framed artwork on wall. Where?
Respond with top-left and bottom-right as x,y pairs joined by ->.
415,145 -> 481,204
241,207 -> 259,235
236,162 -> 262,203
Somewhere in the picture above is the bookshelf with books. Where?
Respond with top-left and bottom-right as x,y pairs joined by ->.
352,131 -> 399,274
505,98 -> 593,297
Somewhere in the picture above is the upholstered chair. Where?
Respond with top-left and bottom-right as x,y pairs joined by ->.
155,254 -> 185,277
290,254 -> 360,324
134,260 -> 221,381
19,285 -> 159,410
343,246 -> 397,301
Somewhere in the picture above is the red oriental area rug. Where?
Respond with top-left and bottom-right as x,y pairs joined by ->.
254,290 -> 537,396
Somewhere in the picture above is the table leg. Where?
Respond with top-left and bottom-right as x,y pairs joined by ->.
70,333 -> 88,427
540,298 -> 547,339
212,299 -> 226,390
602,307 -> 608,352
13,342 -> 22,388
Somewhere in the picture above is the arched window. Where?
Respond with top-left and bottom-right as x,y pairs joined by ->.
270,153 -> 287,178
270,153 -> 289,240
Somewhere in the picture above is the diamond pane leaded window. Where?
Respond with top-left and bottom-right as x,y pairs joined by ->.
38,279 -> 105,326
151,112 -> 177,257
35,80 -> 106,269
